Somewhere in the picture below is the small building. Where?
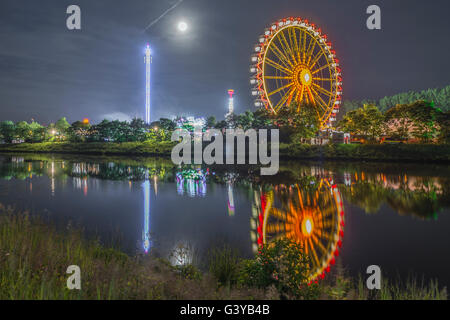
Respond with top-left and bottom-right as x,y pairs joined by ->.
331,131 -> 350,144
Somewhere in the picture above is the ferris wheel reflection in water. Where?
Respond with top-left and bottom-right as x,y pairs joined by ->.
251,178 -> 345,283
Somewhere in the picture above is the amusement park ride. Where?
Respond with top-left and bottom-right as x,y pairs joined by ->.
250,17 -> 342,129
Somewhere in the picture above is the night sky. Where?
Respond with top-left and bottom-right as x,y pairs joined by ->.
0,0 -> 449,124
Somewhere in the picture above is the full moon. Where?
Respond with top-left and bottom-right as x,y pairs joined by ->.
178,21 -> 188,32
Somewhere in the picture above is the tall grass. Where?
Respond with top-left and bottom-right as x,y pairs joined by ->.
355,275 -> 447,300
207,244 -> 241,287
0,205 -> 263,300
0,205 -> 446,300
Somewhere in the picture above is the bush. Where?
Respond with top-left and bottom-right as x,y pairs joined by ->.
238,239 -> 321,299
174,264 -> 202,281
207,245 -> 240,286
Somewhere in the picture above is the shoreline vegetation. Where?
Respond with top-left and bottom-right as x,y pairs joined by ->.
0,207 -> 446,300
0,142 -> 449,163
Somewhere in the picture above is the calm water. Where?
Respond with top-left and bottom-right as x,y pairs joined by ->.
0,154 -> 449,286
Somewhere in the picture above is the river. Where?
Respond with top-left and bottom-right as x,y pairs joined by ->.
0,153 -> 448,287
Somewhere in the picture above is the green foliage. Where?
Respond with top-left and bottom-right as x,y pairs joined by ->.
214,120 -> 228,130
236,111 -> 255,131
15,121 -> 31,142
238,239 -> 321,299
55,117 -> 71,135
338,104 -> 384,141
0,121 -> 16,143
437,111 -> 450,144
28,122 -> 45,143
280,142 -> 450,162
251,108 -> 273,129
0,208 -> 264,300
385,101 -> 442,142
207,244 -> 241,286
344,85 -> 450,113
0,141 -> 176,156
356,275 -> 447,300
270,102 -> 320,143
67,121 -> 91,142
378,85 -> 450,113
205,116 -> 217,129
159,118 -> 177,131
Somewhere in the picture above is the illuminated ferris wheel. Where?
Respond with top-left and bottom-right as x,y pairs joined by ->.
250,17 -> 343,128
252,180 -> 345,283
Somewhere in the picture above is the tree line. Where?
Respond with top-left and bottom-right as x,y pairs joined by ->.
0,118 -> 169,144
342,85 -> 450,114
0,97 -> 448,145
338,100 -> 449,143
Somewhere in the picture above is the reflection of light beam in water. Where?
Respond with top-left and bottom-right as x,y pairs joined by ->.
153,176 -> 158,196
143,178 -> 151,254
227,183 -> 235,216
51,161 -> 55,196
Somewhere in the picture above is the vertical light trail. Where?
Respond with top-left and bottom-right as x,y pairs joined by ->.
227,182 -> 235,216
143,178 -> 151,253
145,45 -> 152,124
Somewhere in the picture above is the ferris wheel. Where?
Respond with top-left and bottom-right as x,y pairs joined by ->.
251,180 -> 345,283
250,17 -> 343,128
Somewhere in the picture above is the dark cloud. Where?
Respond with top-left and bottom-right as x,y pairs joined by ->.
0,0 -> 449,124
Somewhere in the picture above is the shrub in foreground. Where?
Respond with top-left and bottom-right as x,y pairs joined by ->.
238,239 -> 321,299
207,244 -> 241,287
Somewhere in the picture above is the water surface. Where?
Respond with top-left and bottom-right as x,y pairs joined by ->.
0,154 -> 448,285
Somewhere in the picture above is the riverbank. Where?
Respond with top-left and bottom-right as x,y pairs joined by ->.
279,143 -> 450,162
0,141 -> 176,157
0,206 -> 446,300
0,142 -> 449,162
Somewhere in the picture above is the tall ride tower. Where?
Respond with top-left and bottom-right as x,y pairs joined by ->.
227,89 -> 235,115
145,44 -> 152,124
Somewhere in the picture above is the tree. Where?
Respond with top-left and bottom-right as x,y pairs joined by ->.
343,85 -> 450,113
384,101 -> 442,142
270,102 -> 320,143
384,104 -> 413,141
159,118 -> 176,131
338,104 -> 384,142
205,116 -> 216,129
129,118 -> 147,142
214,120 -> 228,130
28,122 -> 45,143
437,111 -> 450,144
407,101 -> 442,142
225,113 -> 239,129
15,121 -> 31,142
68,121 -> 91,142
55,117 -> 71,133
0,121 -> 16,143
252,108 -> 272,129
236,111 -> 254,131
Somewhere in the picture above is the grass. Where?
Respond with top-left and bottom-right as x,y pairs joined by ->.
0,205 -> 263,300
0,205 -> 447,300
0,141 -> 176,157
0,141 -> 449,163
207,244 -> 241,287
